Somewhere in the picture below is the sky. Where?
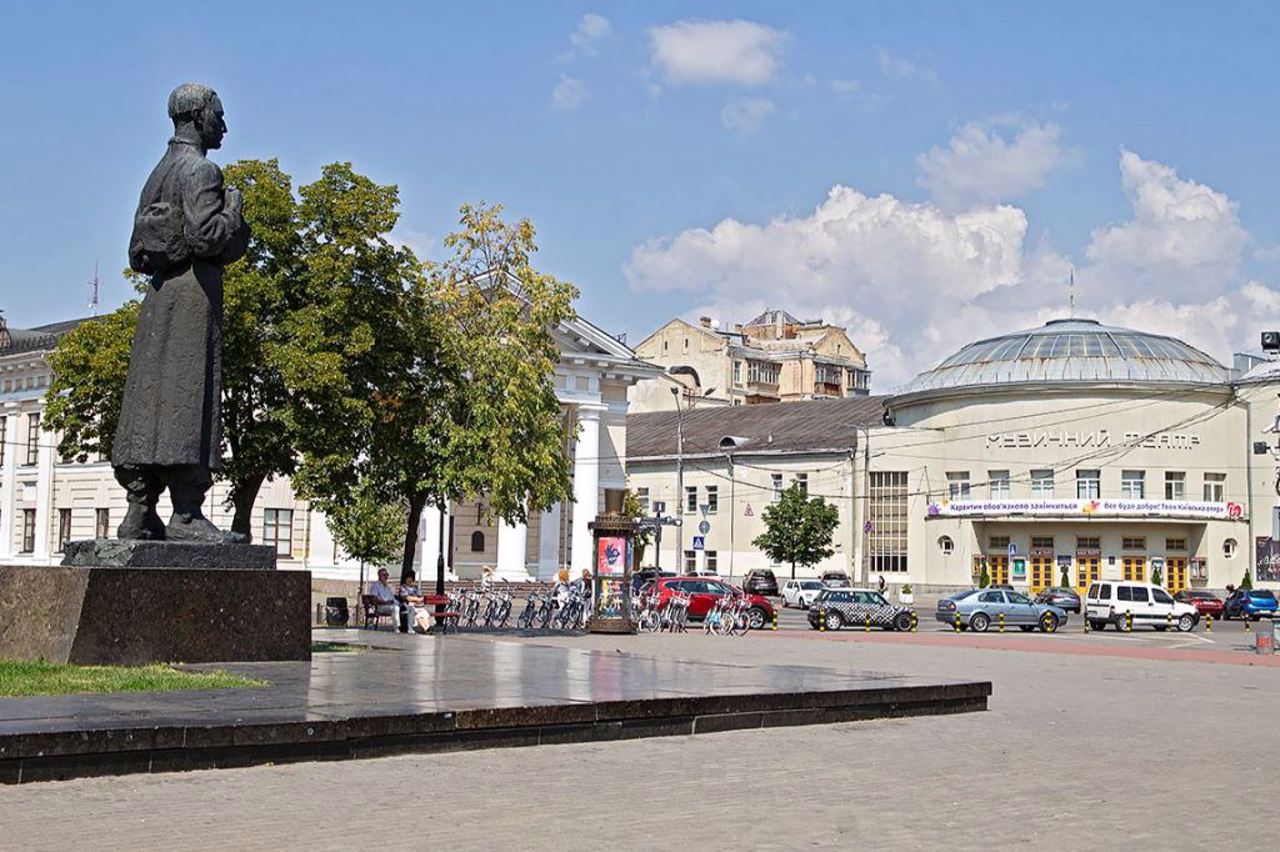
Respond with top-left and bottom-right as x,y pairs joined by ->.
3,1 -> 1280,388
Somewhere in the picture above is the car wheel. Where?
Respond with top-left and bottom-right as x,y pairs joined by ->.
893,612 -> 912,632
1177,613 -> 1196,632
748,607 -> 767,630
782,597 -> 789,608
970,612 -> 990,633
1039,613 -> 1059,633
825,610 -> 843,630
1019,625 -> 1035,632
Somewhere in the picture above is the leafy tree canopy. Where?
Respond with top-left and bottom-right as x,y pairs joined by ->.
752,484 -> 840,579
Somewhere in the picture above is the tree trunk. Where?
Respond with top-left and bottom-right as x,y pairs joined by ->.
230,472 -> 267,542
401,491 -> 428,583
791,560 -> 796,580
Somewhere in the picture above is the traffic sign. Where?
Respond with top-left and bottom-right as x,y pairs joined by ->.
744,503 -> 754,517
698,520 -> 711,535
1007,542 -> 1017,557
692,536 -> 705,551
653,501 -> 666,515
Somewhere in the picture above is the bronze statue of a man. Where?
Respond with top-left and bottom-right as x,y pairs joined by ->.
113,83 -> 250,542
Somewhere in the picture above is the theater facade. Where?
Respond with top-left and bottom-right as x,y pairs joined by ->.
866,318 -> 1276,593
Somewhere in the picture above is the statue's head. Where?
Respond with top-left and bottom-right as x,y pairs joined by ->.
167,82 -> 226,150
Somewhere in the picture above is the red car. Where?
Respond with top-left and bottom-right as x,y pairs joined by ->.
652,577 -> 776,629
1174,589 -> 1224,617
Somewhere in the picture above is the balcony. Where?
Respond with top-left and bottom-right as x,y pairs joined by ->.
813,381 -> 843,397
744,380 -> 780,403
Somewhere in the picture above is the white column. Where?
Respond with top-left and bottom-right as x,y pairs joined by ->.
0,410 -> 16,560
537,502 -> 562,580
570,404 -> 603,577
422,502 -> 450,577
32,412 -> 55,562
495,517 -> 530,580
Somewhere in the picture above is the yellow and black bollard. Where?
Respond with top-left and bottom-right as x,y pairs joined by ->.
999,612 -> 1005,634
954,613 -> 961,633
819,609 -> 827,632
1126,611 -> 1133,632
771,610 -> 778,632
1206,613 -> 1213,634
911,611 -> 918,633
1245,617 -> 1251,634
1084,615 -> 1091,634
1166,612 -> 1172,630
864,613 -> 871,633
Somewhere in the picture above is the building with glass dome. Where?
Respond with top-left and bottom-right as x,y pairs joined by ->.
863,317 -> 1276,593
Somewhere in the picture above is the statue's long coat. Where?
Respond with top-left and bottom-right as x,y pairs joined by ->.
113,136 -> 249,471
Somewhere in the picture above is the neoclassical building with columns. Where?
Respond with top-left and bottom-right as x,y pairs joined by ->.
0,308 -> 657,586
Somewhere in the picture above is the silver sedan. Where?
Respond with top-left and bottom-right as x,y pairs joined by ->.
935,588 -> 1067,633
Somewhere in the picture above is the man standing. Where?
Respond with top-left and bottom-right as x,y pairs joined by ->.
114,83 -> 250,542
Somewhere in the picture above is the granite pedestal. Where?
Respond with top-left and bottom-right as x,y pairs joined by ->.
0,541 -> 311,666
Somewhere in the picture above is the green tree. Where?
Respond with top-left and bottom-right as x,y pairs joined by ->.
752,484 -> 840,579
1240,568 -> 1254,590
324,476 -> 406,592
1150,564 -> 1163,587
1060,564 -> 1071,588
978,565 -> 991,588
623,489 -> 654,567
294,202 -> 578,580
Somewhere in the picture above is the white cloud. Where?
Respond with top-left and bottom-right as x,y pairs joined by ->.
552,74 -> 586,110
720,97 -> 775,133
829,78 -> 860,94
917,121 -> 1075,209
1084,149 -> 1248,303
569,13 -> 611,56
625,148 -> 1261,388
649,19 -> 787,86
876,47 -> 936,83
387,228 -> 434,258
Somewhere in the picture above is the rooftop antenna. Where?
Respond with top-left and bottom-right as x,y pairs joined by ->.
88,262 -> 100,316
1068,266 -> 1076,318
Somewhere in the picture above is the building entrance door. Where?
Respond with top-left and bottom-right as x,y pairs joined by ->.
988,555 -> 1009,585
1075,555 -> 1100,593
1030,555 -> 1054,593
1166,557 -> 1187,594
1122,556 -> 1146,583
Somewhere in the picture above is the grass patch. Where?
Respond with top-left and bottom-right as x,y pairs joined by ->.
311,641 -> 363,654
0,659 -> 266,697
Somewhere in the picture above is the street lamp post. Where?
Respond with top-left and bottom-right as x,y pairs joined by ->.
670,385 -> 716,572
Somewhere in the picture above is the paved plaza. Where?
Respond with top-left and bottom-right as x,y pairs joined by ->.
2,620 -> 1276,851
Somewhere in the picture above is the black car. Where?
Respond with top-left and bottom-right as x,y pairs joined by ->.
808,588 -> 915,631
1034,586 -> 1081,614
742,569 -> 779,596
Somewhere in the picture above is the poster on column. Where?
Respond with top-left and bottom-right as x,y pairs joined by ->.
1256,537 -> 1280,582
597,536 -> 627,575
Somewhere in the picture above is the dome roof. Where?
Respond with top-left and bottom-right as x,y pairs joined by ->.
895,318 -> 1230,397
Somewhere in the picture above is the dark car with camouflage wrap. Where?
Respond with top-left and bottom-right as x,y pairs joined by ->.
807,588 -> 915,631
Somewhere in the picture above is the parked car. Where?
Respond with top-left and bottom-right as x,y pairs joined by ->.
821,571 -> 852,588
781,579 -> 825,609
808,588 -> 914,631
652,577 -> 775,629
1085,581 -> 1199,632
1034,586 -> 1081,614
935,588 -> 1067,633
742,569 -> 779,597
990,584 -> 1015,592
630,569 -> 676,596
1174,589 -> 1224,618
1222,588 -> 1278,620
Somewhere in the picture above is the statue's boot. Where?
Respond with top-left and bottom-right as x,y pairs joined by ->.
166,465 -> 226,543
114,466 -> 166,540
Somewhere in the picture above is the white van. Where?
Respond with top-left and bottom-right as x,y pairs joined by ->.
1085,581 -> 1200,632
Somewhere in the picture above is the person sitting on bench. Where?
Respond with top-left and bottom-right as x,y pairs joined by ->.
399,569 -> 427,634
368,568 -> 401,631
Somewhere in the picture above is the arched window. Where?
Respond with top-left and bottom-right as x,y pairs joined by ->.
1223,538 -> 1237,560
470,531 -> 485,553
938,535 -> 954,555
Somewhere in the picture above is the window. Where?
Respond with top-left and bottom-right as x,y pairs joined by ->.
1008,592 -> 1032,605
684,550 -> 697,572
815,364 -> 841,386
1097,583 -> 1111,600
1031,536 -> 1054,549
988,470 -> 1010,499
685,486 -> 698,513
1076,537 -> 1100,550
1153,589 -> 1174,605
1121,470 -> 1145,499
25,413 -> 40,466
262,508 -> 294,557
1165,538 -> 1186,552
705,550 -> 718,573
771,473 -> 783,502
705,485 -> 718,514
1164,471 -> 1185,500
0,416 -> 5,467
635,487 -> 650,514
57,508 -> 72,553
1117,586 -> 1132,602
946,471 -> 971,500
989,536 -> 1010,550
979,591 -> 1003,603
938,535 -> 954,554
1203,473 -> 1226,502
747,360 -> 780,384
1122,537 -> 1146,550
733,361 -> 742,385
95,508 -> 110,540
1030,469 -> 1054,498
794,473 -> 808,497
1129,586 -> 1149,603
1076,469 -> 1101,499
1223,538 -> 1237,559
868,471 -> 908,572
21,509 -> 35,553
470,530 -> 485,552
683,337 -> 689,351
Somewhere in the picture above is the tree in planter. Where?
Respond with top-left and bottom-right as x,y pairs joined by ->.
1240,568 -> 1254,590
978,566 -> 991,588
1060,564 -> 1072,589
1150,564 -> 1163,588
623,489 -> 654,568
752,484 -> 840,580
324,476 -> 406,603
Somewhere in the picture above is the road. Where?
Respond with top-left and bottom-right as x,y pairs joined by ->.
1,615 -> 1277,851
